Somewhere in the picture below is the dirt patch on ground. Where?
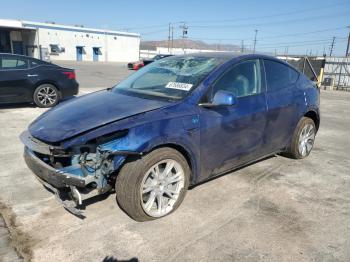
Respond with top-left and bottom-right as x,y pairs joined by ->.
0,201 -> 38,261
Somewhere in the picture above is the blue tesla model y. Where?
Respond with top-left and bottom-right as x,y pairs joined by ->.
20,53 -> 320,221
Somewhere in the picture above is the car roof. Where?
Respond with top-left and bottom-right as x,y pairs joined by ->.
0,53 -> 33,59
175,52 -> 290,65
0,53 -> 54,65
180,51 -> 269,59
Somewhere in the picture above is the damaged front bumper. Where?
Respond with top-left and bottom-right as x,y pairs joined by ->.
24,147 -> 89,217
24,147 -> 85,188
20,130 -> 140,217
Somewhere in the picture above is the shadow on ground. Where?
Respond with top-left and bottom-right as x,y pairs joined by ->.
103,256 -> 138,262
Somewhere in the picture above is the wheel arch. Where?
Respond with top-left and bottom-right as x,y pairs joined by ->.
33,81 -> 61,98
150,143 -> 195,182
304,110 -> 320,131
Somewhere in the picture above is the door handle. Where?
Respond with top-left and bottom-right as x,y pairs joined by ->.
27,74 -> 38,77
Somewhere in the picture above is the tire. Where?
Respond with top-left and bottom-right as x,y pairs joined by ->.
286,117 -> 316,159
33,84 -> 59,108
116,147 -> 190,221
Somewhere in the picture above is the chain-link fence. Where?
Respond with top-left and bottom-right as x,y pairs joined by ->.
323,57 -> 350,90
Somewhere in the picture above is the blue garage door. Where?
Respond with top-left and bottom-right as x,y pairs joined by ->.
93,47 -> 100,62
76,46 -> 83,61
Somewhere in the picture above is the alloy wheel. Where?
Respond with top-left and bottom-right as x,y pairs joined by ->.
298,123 -> 315,157
37,86 -> 58,106
140,159 -> 185,217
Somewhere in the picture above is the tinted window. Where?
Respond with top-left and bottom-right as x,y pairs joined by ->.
1,57 -> 28,70
30,60 -> 39,68
264,59 -> 299,92
212,59 -> 262,98
29,59 -> 52,68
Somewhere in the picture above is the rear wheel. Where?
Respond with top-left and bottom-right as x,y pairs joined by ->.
33,84 -> 59,108
286,117 -> 316,159
115,148 -> 190,221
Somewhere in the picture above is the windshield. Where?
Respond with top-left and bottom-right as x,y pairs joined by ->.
113,56 -> 224,100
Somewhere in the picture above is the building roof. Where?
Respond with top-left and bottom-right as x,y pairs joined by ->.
0,19 -> 140,38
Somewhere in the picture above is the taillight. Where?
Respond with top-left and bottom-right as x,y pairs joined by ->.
63,71 -> 76,79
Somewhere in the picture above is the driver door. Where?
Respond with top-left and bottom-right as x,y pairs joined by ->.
198,59 -> 268,181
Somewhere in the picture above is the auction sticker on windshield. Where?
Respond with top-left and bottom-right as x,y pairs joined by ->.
165,82 -> 193,91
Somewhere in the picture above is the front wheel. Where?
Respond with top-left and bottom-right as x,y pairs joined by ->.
115,148 -> 190,221
286,117 -> 316,159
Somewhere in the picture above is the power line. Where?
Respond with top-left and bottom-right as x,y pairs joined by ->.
260,38 -> 348,49
179,1 -> 349,24
122,24 -> 169,31
122,1 -> 348,31
258,37 -> 347,47
187,12 -> 349,29
258,27 -> 348,40
185,27 -> 347,42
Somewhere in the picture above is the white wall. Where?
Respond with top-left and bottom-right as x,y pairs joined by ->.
37,27 -> 140,62
140,47 -> 227,59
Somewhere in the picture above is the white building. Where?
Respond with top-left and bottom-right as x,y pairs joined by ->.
0,19 -> 140,62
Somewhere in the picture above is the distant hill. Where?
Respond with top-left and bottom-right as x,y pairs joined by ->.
141,39 -> 242,51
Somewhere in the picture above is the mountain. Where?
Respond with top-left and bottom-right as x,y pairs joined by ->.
140,39 -> 242,52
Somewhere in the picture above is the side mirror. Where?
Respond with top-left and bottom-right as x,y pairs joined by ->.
199,90 -> 237,108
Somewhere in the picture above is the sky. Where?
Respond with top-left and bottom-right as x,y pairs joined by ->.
1,0 -> 349,56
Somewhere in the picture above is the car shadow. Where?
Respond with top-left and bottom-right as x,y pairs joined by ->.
0,102 -> 36,109
102,256 -> 138,262
0,96 -> 76,110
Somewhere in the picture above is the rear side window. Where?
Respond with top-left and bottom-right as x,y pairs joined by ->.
1,57 -> 28,70
264,59 -> 299,92
29,59 -> 44,68
29,59 -> 52,68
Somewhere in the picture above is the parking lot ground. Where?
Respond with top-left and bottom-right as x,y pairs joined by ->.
0,88 -> 350,261
0,213 -> 23,261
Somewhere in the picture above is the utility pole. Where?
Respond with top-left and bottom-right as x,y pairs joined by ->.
329,36 -> 336,56
168,23 -> 171,52
241,40 -> 244,53
284,46 -> 289,57
171,25 -> 174,52
345,26 -> 350,56
253,29 -> 258,53
337,27 -> 350,89
180,22 -> 188,52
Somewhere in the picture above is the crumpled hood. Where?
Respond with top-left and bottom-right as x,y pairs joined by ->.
29,90 -> 171,143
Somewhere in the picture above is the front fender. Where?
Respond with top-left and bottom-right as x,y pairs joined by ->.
98,115 -> 201,184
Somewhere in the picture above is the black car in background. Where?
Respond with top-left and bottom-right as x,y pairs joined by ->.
127,54 -> 173,70
0,53 -> 79,107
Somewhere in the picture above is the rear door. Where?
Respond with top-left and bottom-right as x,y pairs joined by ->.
263,59 -> 300,152
0,55 -> 33,103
